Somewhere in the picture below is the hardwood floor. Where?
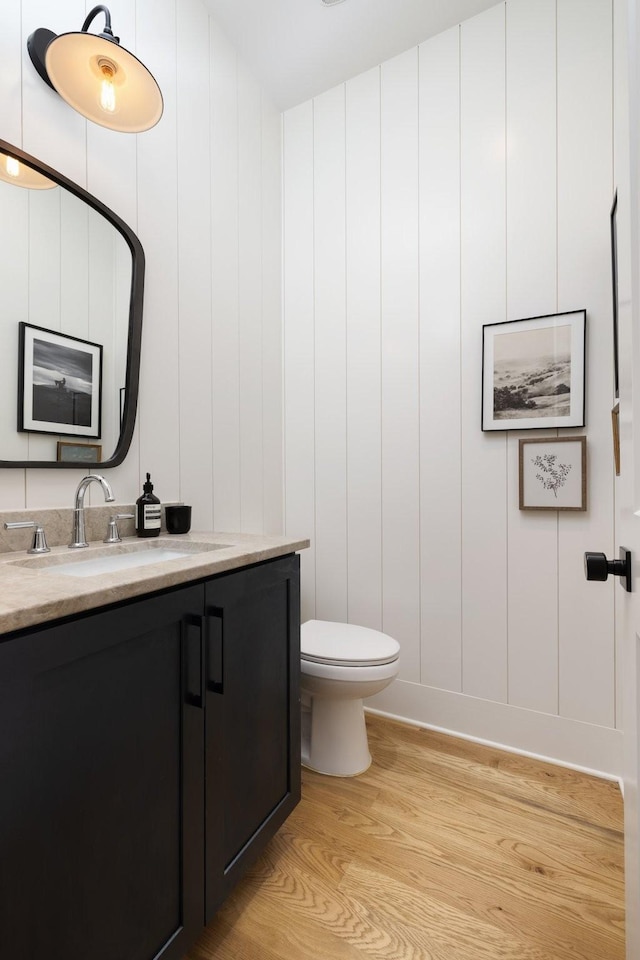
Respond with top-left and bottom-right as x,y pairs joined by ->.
187,714 -> 625,960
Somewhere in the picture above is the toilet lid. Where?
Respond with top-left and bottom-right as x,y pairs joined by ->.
301,620 -> 400,667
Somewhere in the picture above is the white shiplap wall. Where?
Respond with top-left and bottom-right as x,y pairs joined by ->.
283,0 -> 621,774
0,0 -> 621,774
0,0 -> 282,535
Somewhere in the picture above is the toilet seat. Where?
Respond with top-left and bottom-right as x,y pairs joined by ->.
301,619 -> 400,667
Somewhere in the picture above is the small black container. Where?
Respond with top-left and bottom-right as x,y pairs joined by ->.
165,504 -> 192,535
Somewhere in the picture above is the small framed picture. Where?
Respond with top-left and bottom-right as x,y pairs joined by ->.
519,437 -> 587,511
482,310 -> 586,431
18,322 -> 102,438
57,441 -> 102,464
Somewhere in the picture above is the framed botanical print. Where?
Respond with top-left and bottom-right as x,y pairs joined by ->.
519,436 -> 587,511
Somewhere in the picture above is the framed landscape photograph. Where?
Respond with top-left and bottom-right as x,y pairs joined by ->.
519,436 -> 587,511
18,322 -> 102,438
482,310 -> 586,431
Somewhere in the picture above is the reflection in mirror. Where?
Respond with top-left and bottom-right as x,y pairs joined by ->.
0,140 -> 144,468
0,150 -> 55,189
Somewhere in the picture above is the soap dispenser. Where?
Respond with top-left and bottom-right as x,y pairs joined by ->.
136,473 -> 161,538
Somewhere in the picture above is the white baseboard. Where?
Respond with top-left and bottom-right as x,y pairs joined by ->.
367,679 -> 623,781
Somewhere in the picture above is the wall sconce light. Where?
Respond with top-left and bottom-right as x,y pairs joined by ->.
27,5 -> 163,133
0,152 -> 55,190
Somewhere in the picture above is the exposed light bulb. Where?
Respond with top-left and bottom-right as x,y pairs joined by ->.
99,60 -> 116,113
100,78 -> 116,112
6,156 -> 20,178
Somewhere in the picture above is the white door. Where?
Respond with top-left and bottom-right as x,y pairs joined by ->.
614,3 -> 640,956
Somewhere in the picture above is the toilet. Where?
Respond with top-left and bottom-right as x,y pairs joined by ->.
300,619 -> 400,777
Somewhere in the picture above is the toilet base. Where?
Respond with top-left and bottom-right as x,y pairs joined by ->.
301,696 -> 371,777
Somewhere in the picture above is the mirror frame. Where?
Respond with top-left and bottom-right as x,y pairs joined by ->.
0,138 -> 144,469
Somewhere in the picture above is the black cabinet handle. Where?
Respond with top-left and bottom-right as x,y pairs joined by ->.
206,607 -> 224,694
584,548 -> 632,592
183,615 -> 204,708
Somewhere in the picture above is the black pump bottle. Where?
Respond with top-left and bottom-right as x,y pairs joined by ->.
136,473 -> 161,538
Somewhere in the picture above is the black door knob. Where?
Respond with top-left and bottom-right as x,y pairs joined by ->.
584,548 -> 632,592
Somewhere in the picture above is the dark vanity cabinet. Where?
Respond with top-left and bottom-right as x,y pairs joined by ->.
204,555 -> 301,918
0,554 -> 300,960
0,585 -> 205,960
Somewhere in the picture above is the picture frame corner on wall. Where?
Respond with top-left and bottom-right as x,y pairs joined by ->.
518,435 -> 587,511
611,401 -> 621,476
18,321 -> 103,440
482,309 -> 586,433
119,387 -> 126,429
611,189 -> 620,400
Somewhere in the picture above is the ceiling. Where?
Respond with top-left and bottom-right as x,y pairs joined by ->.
202,0 -> 500,111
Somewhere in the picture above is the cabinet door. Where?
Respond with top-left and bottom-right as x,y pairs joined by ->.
0,586 -> 205,960
205,554 -> 300,918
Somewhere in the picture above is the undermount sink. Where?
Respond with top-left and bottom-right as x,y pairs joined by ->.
10,539 -> 230,578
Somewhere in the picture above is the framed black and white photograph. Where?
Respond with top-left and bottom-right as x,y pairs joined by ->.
482,310 -> 586,431
18,322 -> 102,438
519,437 -> 587,511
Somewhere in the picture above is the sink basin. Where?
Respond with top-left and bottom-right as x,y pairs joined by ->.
10,539 -> 230,578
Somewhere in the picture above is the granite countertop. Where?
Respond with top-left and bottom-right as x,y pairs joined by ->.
0,531 -> 310,636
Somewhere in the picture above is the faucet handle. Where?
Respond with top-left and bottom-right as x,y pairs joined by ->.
4,520 -> 51,554
103,513 -> 135,544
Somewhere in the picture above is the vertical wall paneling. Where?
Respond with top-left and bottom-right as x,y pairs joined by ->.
0,1 -> 26,506
85,0 -> 140,504
177,0 -> 213,527
460,5 -> 509,703
85,0 -> 138,222
613,0 -> 629,731
88,213 -> 116,459
283,0 -> 619,769
380,49 -> 421,680
0,186 -> 29,465
0,477 -> 27,524
557,0 -> 615,726
21,0 -> 87,183
506,0 -> 559,317
0,0 -> 21,142
62,190 -> 89,340
1,0 -> 284,538
24,467 -> 87,510
26,189 -> 64,467
283,102 -> 316,622
505,0 -> 560,713
345,67 -> 383,630
313,85 -> 348,622
418,28 -> 463,691
28,190 -> 61,331
1,0 -> 623,768
22,0 -> 88,510
261,98 -> 283,535
210,21 -> 241,531
136,0 -> 180,500
238,66 -> 264,533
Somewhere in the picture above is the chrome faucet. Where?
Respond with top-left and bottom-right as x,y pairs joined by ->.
69,474 -> 115,548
